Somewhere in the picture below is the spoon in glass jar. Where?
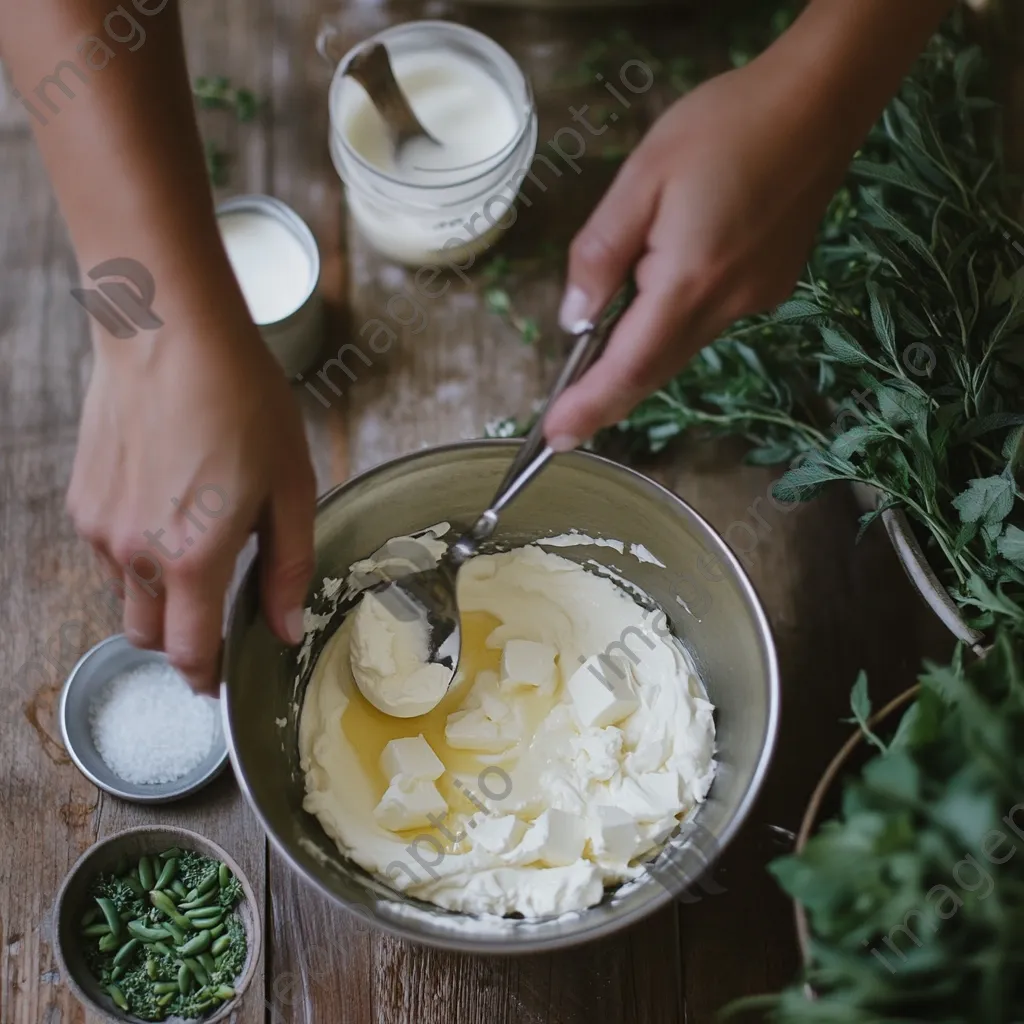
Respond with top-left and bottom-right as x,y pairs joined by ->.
342,42 -> 440,158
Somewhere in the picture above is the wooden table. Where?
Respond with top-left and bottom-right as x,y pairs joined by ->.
4,2 -> 1012,1021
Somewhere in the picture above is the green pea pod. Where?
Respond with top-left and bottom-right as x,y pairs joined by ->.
127,920 -> 171,942
209,923 -> 226,939
218,863 -> 231,889
165,921 -> 186,945
112,937 -> 140,967
138,855 -> 155,892
179,891 -> 216,911
176,930 -> 213,957
185,956 -> 209,986
123,874 -> 145,898
185,903 -> 221,920
171,880 -> 189,899
95,897 -> 122,941
211,935 -> 231,956
183,887 -> 199,903
146,957 -> 159,981
98,932 -> 119,953
178,961 -> 192,995
107,983 -> 128,1011
160,847 -> 183,860
212,985 -> 236,1000
151,940 -> 175,957
110,965 -> 125,982
198,952 -> 216,974
157,991 -> 175,1008
197,870 -> 219,897
190,914 -> 224,932
153,981 -> 179,995
149,890 -> 190,928
155,858 -> 178,891
81,923 -> 111,938
80,906 -> 101,928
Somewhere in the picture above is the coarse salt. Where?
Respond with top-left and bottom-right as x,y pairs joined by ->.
89,663 -> 217,785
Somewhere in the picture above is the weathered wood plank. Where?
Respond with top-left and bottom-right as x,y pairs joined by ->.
642,445 -> 954,1019
6,1 -> 1018,1022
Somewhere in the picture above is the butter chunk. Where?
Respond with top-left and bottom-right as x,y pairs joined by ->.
446,707 -> 518,752
514,809 -> 586,866
566,655 -> 639,728
470,814 -> 527,854
379,734 -> 445,783
591,806 -> 640,863
373,776 -> 448,831
616,771 -> 682,822
480,690 -> 511,723
500,639 -> 558,692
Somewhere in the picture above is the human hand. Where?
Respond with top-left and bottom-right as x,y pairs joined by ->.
67,305 -> 315,693
544,54 -> 855,449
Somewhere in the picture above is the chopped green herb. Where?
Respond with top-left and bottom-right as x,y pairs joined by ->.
81,849 -> 247,1021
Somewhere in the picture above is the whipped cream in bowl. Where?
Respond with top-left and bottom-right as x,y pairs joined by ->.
223,441 -> 780,952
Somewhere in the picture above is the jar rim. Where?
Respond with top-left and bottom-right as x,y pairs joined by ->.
328,20 -> 536,192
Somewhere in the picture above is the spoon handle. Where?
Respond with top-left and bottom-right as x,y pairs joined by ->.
449,286 -> 634,565
343,42 -> 438,150
494,283 -> 634,495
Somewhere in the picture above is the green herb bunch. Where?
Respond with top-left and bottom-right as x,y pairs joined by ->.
617,21 -> 1024,635
727,629 -> 1024,1022
80,847 -> 247,1021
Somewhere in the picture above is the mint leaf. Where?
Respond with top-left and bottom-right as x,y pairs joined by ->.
997,524 -> 1024,569
830,424 -> 886,460
842,670 -> 888,753
951,476 -> 1014,525
820,326 -> 869,366
772,454 -> 847,503
772,299 -> 826,324
867,282 -> 898,361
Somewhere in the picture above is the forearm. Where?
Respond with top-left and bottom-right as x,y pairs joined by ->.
0,0 -> 246,341
764,0 -> 954,147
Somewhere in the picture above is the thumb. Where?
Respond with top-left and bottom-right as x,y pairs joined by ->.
260,471 -> 316,646
556,157 -> 659,347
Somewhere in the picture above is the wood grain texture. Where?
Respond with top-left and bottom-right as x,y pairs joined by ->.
0,13 -> 269,1024
2,2 -> 1018,1023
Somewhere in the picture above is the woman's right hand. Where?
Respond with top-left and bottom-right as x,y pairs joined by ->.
66,303 -> 316,694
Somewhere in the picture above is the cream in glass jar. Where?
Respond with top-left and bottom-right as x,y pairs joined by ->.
324,21 -> 538,265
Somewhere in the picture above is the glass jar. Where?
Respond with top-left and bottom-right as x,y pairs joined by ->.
320,21 -> 538,266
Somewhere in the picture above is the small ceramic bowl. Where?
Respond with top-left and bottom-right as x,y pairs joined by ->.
60,635 -> 229,803
54,825 -> 262,1024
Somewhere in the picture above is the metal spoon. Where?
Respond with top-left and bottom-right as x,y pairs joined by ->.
342,42 -> 440,158
368,290 -> 632,715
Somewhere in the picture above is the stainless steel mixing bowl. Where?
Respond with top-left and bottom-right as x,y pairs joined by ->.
223,441 -> 780,953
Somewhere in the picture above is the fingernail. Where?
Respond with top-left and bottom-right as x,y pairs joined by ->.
549,434 -> 581,453
558,286 -> 593,333
285,608 -> 305,645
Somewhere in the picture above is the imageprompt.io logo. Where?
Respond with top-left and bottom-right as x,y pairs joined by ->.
71,257 -> 164,338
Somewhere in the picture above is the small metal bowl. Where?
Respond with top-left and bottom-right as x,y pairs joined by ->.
54,825 -> 262,1024
60,635 -> 229,803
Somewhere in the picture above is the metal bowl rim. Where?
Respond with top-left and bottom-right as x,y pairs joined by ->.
222,438 -> 781,952
60,634 -> 229,804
